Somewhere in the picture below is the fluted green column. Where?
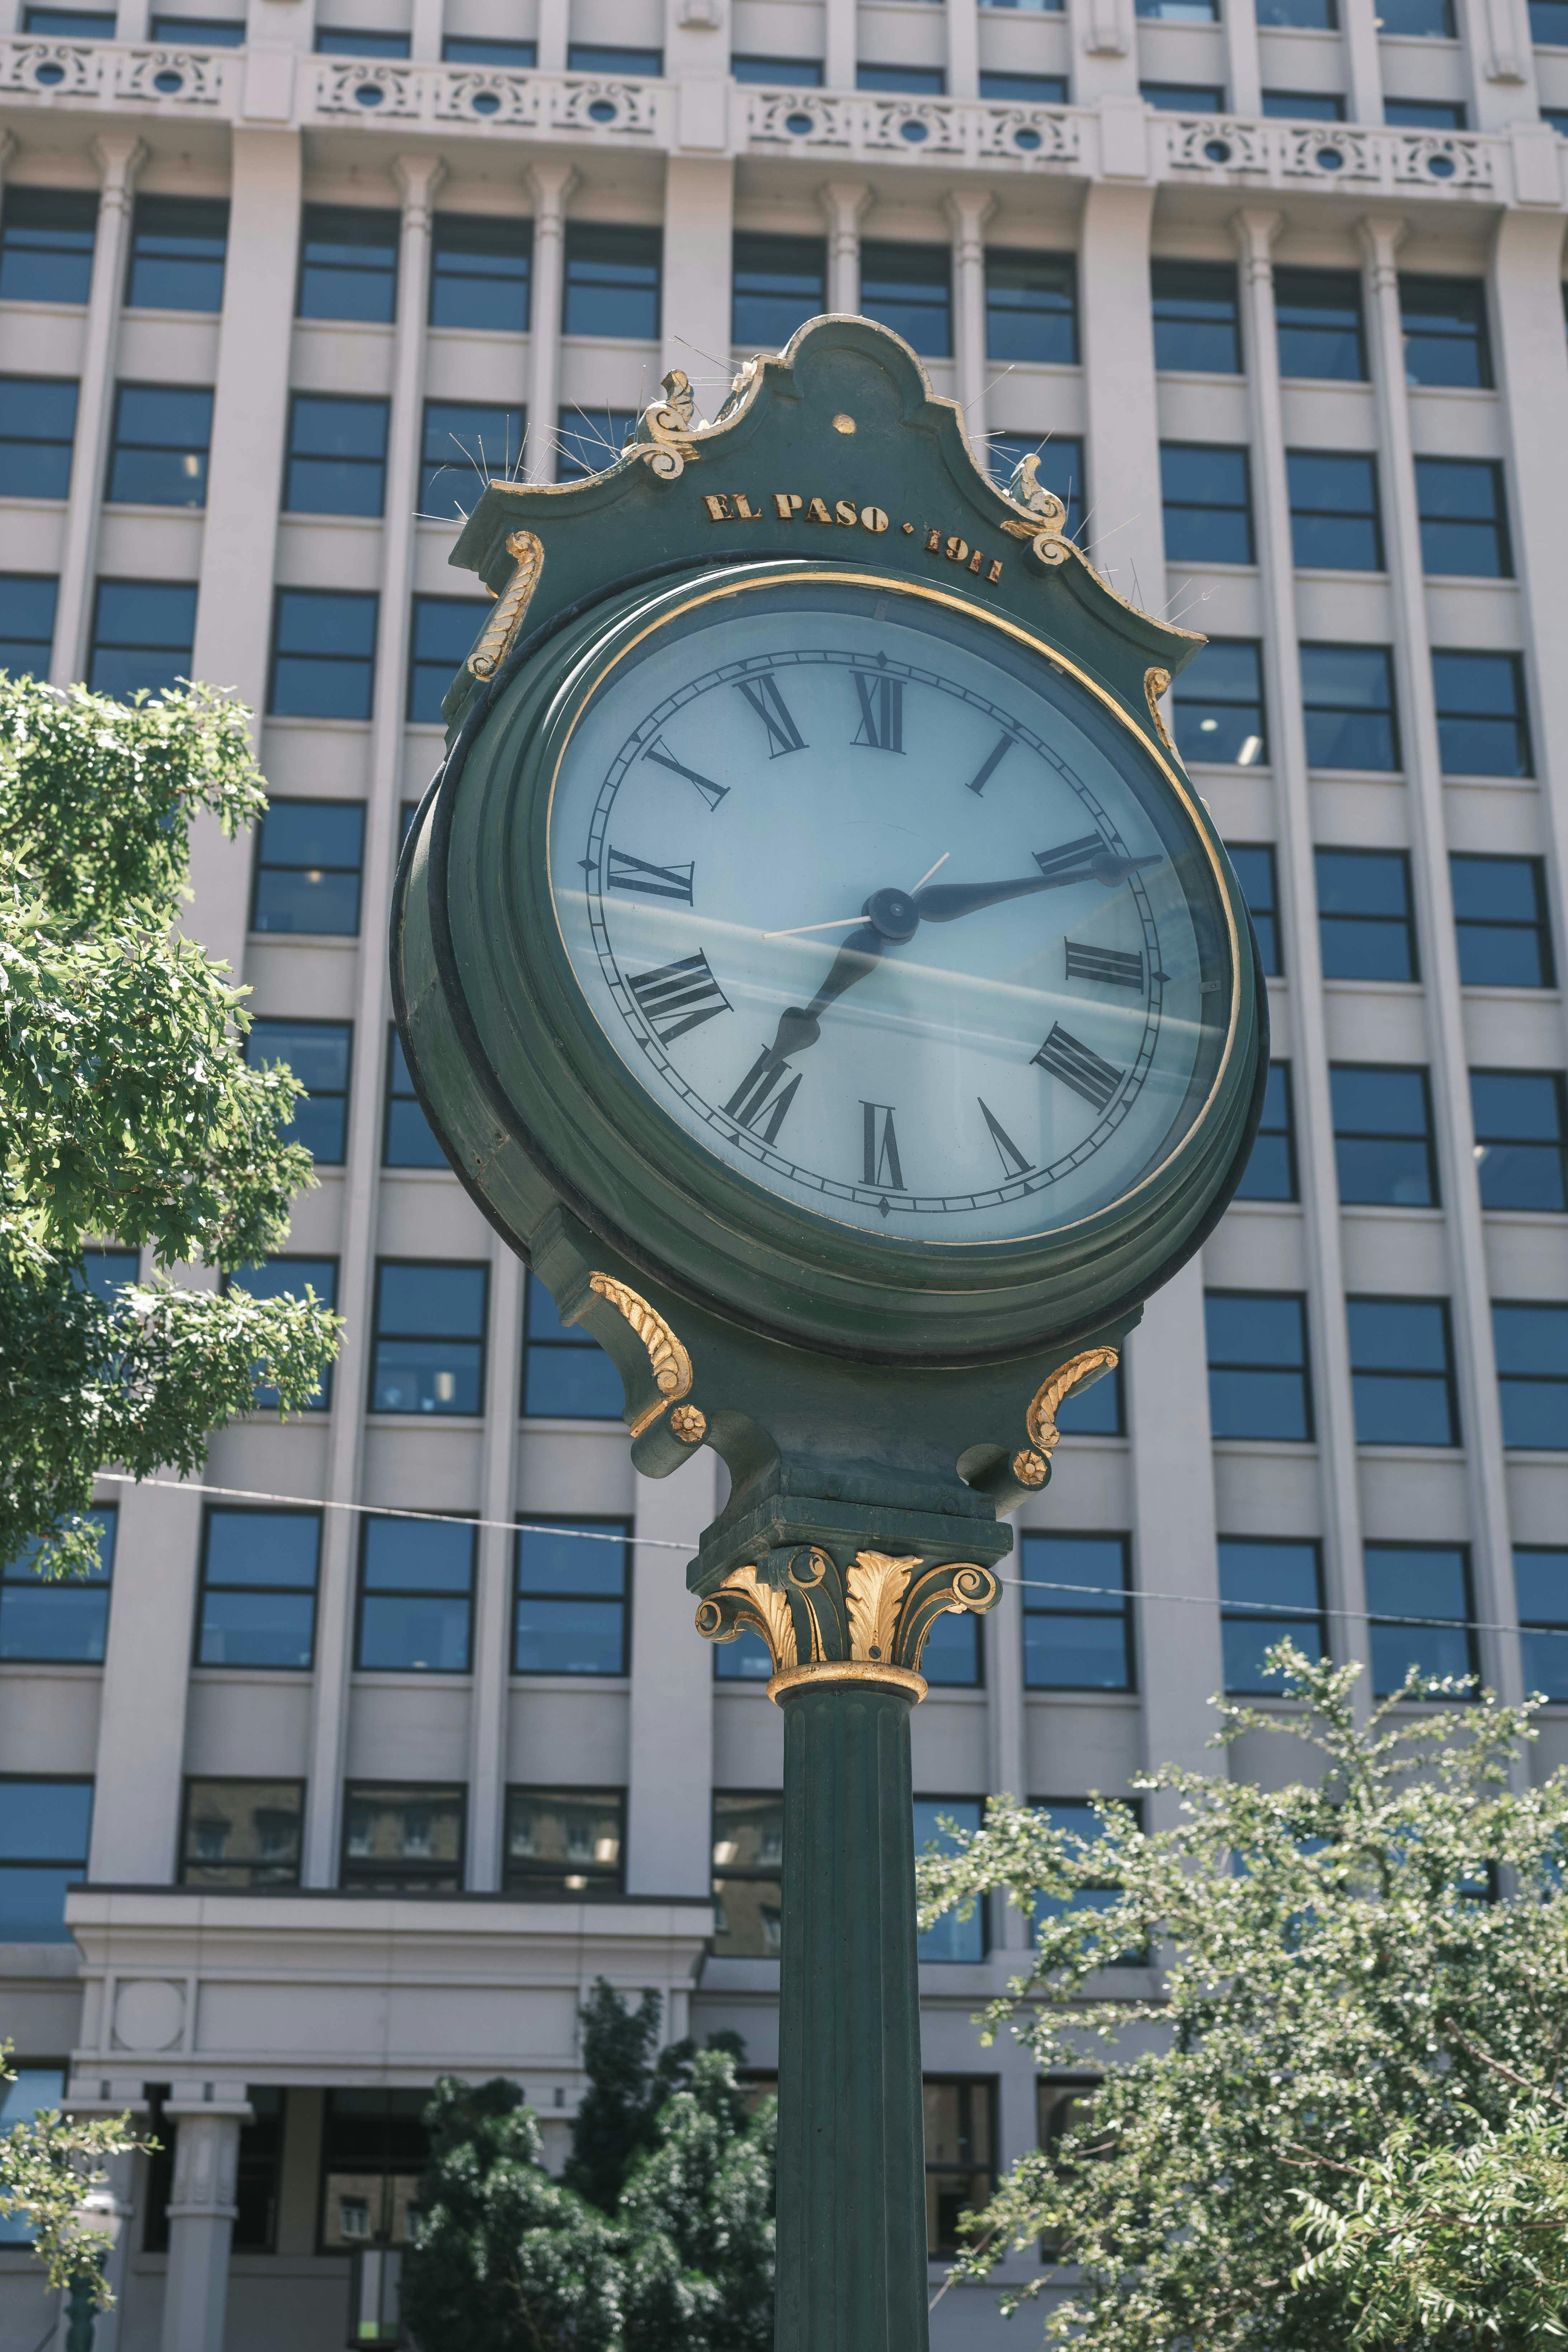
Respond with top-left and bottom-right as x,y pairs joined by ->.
774,1675 -> 929,2352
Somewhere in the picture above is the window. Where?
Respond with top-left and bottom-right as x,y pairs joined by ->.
1236,1064 -> 1298,1201
1141,82 -> 1226,110
0,377 -> 77,499
1021,1532 -> 1134,1688
383,1026 -> 444,1167
0,1781 -> 91,1941
1471,1070 -> 1568,1212
430,213 -> 531,333
0,188 -> 96,304
419,398 -> 524,517
1219,1539 -> 1326,1691
319,2091 -> 430,2250
1230,845 -> 1281,975
0,575 -> 57,676
408,596 -> 488,723
229,1256 -> 337,1409
0,1507 -> 115,1663
197,1507 -> 320,1667
1286,450 -> 1382,571
150,14 -> 248,40
922,1606 -> 982,1687
1384,97 -> 1466,127
297,206 -> 399,324
0,2071 -> 67,2238
1275,268 -> 1366,381
1400,276 -> 1492,389
1300,644 -> 1399,770
370,1260 -> 488,1416
562,224 -> 660,339
1317,848 -> 1418,982
1160,443 -> 1253,565
315,25 -> 410,54
76,1246 -> 137,1303
1054,1357 -> 1125,1435
357,1514 -> 474,1671
555,406 -> 637,480
1415,457 -> 1510,578
442,34 -> 536,65
245,1018 -> 351,1165
1532,0 -> 1568,38
1347,1297 -> 1459,1446
1331,1065 -> 1438,1206
1151,260 -> 1241,374
980,70 -> 1068,100
857,64 -> 947,94
1515,1549 -> 1568,1701
513,1518 -> 630,1675
711,1792 -> 782,1958
731,53 -> 824,84
566,43 -> 662,73
1545,108 -> 1568,133
179,1779 -> 303,1887
1136,0 -> 1219,15
87,579 -> 196,699
1030,1800 -> 1145,1960
914,1800 -> 985,1960
283,392 -> 388,516
1378,0 -> 1455,28
987,435 -> 1085,539
1493,1302 -> 1568,1449
860,242 -> 951,356
503,1788 -> 624,1896
1432,651 -> 1531,778
522,1270 -> 621,1417
984,251 -> 1075,364
731,231 -> 826,349
1262,90 -> 1345,119
250,799 -> 364,935
1451,855 -> 1554,988
268,587 -> 378,720
1169,638 -> 1266,767
1365,1546 -> 1474,1695
342,1785 -> 465,1891
1206,1292 -> 1313,1440
924,2079 -> 995,2255
234,2090 -> 285,2253
125,197 -> 227,312
715,1625 -> 772,1682
105,383 -> 212,507
23,6 -> 116,30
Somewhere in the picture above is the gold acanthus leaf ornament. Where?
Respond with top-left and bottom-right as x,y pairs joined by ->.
467,530 -> 543,680
846,1551 -> 920,1664
715,1566 -> 798,1671
1026,1348 -> 1121,1455
585,1274 -> 693,1436
1143,666 -> 1178,758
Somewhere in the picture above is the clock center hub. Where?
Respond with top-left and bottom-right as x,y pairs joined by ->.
863,886 -> 920,945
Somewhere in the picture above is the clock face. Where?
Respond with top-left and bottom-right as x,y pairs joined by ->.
546,575 -> 1232,1248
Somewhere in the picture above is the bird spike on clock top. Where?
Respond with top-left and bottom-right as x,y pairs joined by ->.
392,312 -> 1267,1644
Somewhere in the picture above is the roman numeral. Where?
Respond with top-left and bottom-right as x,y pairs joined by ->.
626,951 -> 732,1044
978,1098 -> 1032,1179
1065,940 -> 1144,991
606,847 -> 694,903
851,671 -> 904,754
862,1101 -> 905,1191
736,674 -> 806,758
965,731 -> 1015,797
723,1046 -> 801,1145
643,737 -> 729,812
1033,1025 -> 1122,1113
1032,834 -> 1106,883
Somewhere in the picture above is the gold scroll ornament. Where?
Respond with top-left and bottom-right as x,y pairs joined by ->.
585,1273 -> 694,1438
696,1547 -> 999,1706
626,369 -> 703,480
1023,1347 -> 1121,1476
466,530 -> 543,681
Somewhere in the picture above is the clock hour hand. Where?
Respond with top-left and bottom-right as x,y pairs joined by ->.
915,847 -> 1160,925
771,922 -> 885,1058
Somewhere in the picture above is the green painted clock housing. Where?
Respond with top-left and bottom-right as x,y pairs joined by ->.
391,316 -> 1267,1369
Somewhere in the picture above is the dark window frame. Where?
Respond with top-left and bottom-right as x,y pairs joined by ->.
283,390 -> 390,518
382,1021 -> 446,1169
1159,441 -> 1255,565
1329,1062 -> 1440,1208
339,1781 -> 467,1894
1300,641 -> 1400,772
87,576 -> 197,699
1274,266 -> 1368,382
1206,1288 -> 1315,1443
296,203 -> 401,326
0,375 -> 78,501
105,380 -> 213,509
983,248 -> 1078,366
521,1269 -> 622,1420
0,1778 -> 93,1945
428,211 -> 533,335
1234,1061 -> 1299,1202
0,187 -> 98,307
0,1505 -> 116,1665
407,594 -> 489,724
123,194 -> 229,315
858,238 -> 954,358
1285,447 -> 1384,572
1229,844 -> 1282,974
1020,1530 -> 1136,1691
225,1253 -> 338,1411
1347,1294 -> 1461,1449
267,585 -> 379,722
560,222 -> 662,342
1414,456 -> 1512,580
245,1016 -> 353,1167
923,2075 -> 998,2259
711,1786 -> 784,1961
1364,1541 -> 1477,1697
178,1775 -> 306,1889
1470,1067 -> 1568,1213
368,1256 -> 490,1419
249,796 -> 366,937
1217,1537 -> 1327,1692
354,1511 -> 476,1675
1450,853 -> 1555,989
1316,846 -> 1419,983
914,1798 -> 989,1963
1515,1546 -> 1568,1703
316,2088 -> 432,2254
502,1784 -> 627,1899
1399,273 -> 1494,390
419,396 -> 526,517
1169,636 -> 1268,767
1431,648 -> 1533,780
1150,258 -> 1242,375
194,1504 -> 322,1673
1493,1299 -> 1568,1452
512,1516 -> 632,1679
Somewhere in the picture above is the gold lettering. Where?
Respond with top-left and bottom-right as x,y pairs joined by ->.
807,497 -> 834,524
733,493 -> 761,519
774,492 -> 804,519
987,557 -> 1004,584
946,536 -> 969,564
925,527 -> 941,552
860,506 -> 889,533
835,499 -> 858,526
703,494 -> 733,522
968,549 -> 984,574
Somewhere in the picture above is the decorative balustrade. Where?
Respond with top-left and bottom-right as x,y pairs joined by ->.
740,84 -> 1085,169
307,55 -> 668,137
0,35 -> 234,107
1155,109 -> 1499,194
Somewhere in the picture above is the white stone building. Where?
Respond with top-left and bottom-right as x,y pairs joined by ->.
2,0 -> 1568,2342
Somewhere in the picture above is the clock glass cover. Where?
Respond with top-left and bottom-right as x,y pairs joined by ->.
547,574 -> 1234,1246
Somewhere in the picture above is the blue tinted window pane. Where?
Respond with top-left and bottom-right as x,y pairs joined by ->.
1262,88 -> 1343,117
1140,81 -> 1225,109
231,1257 -> 336,1411
1206,1291 -> 1307,1365
1380,0 -> 1454,25
515,1524 -> 626,1598
430,215 -> 531,333
0,2069 -> 66,2231
0,377 -> 78,499
126,197 -> 228,312
562,224 -> 661,339
246,1019 -> 350,1165
731,232 -> 827,348
1151,260 -> 1240,373
1301,644 -> 1398,771
196,1589 -> 316,1667
731,53 -> 825,83
204,1509 -> 321,1588
1347,1297 -> 1450,1370
1,1508 -> 114,1664
150,14 -> 248,39
420,398 -> 526,516
1416,458 -> 1510,578
259,799 -> 366,866
1223,1615 -> 1324,1690
298,206 -> 400,323
1287,450 -> 1381,570
566,42 -> 662,71
1352,1374 -> 1456,1445
979,70 -> 1068,100
1275,267 -> 1366,380
857,63 -> 946,92
1053,1361 -> 1124,1433
0,1781 -> 93,1859
555,406 -> 636,480
268,589 -> 378,721
1520,1628 -> 1568,1699
1235,1063 -> 1296,1201
1432,651 -> 1531,778
363,1518 -> 474,1592
77,1250 -> 137,1303
985,252 -> 1076,364
514,1598 -> 625,1675
1022,1535 -> 1131,1689
921,1610 -> 980,1685
523,1347 -> 624,1417
0,189 -> 97,305
715,1627 -> 773,1680
1229,846 -> 1279,974
314,25 -> 410,52
1366,1545 -> 1473,1693
88,579 -> 197,698
371,1339 -> 482,1415
285,394 -> 388,516
914,1800 -> 984,1960
408,597 -> 488,722
1400,276 -> 1491,389
106,384 -> 213,507
1515,1549 -> 1568,1697
358,1594 -> 471,1671
1169,638 -> 1266,767
860,242 -> 951,356
1160,443 -> 1253,565
1209,1368 -> 1312,1439
384,1029 -> 446,1167
377,1262 -> 486,1338
0,1867 -> 84,1941
987,436 -> 1085,540
1023,1612 -> 1131,1687
442,33 -> 536,62
0,573 -> 58,675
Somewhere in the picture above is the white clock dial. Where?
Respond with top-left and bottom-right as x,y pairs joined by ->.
546,578 -> 1229,1246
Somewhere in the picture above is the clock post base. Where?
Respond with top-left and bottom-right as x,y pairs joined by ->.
773,1670 -> 929,2352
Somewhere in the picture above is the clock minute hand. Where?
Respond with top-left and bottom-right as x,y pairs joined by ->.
915,848 -> 1160,925
770,922 -> 885,1058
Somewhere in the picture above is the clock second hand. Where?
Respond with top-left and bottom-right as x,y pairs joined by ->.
762,852 -> 950,942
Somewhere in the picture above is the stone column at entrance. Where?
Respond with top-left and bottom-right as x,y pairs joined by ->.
159,2096 -> 251,2352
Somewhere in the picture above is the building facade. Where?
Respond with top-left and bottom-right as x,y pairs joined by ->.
3,0 -> 1568,2342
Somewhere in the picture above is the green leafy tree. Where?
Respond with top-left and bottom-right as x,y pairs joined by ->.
915,1646 -> 1568,2351
618,2048 -> 776,2352
563,1980 -> 699,2215
0,676 -> 338,1578
0,2045 -> 148,2309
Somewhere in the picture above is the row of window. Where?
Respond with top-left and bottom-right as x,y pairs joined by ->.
1169,637 -> 1532,777
1238,1061 -> 1568,1212
1162,440 -> 1513,579
1238,845 -> 1553,989
0,183 -> 1520,393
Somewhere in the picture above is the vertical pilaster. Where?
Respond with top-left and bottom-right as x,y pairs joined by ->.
1453,0 -> 1536,127
823,0 -> 855,93
624,1450 -> 717,1896
408,0 -> 442,61
537,0 -> 569,74
301,154 -> 445,1888
946,0 -> 980,100
1232,207 -> 1369,1692
467,1246 -> 524,1890
1069,0 -> 1137,106
50,133 -> 144,689
1222,0 -> 1262,119
86,1480 -> 203,1884
1340,0 -> 1385,125
1358,214 -> 1520,1703
1078,182 -> 1160,613
821,180 -> 870,316
526,163 -> 576,484
158,2101 -> 250,2352
116,0 -> 150,43
984,1573 -> 1028,1953
945,189 -> 994,454
660,156 -> 736,395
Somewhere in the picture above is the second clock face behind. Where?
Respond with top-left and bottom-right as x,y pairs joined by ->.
546,573 -> 1232,1248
